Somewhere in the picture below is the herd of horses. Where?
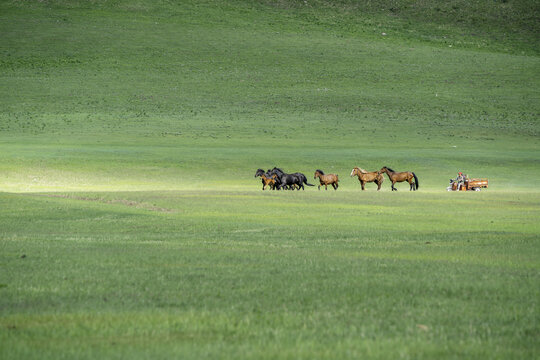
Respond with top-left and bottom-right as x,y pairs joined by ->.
255,167 -> 418,191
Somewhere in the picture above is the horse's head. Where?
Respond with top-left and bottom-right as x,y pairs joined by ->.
378,167 -> 388,175
350,167 -> 365,176
255,169 -> 265,177
314,169 -> 324,179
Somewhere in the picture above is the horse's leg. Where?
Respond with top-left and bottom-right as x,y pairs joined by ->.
325,184 -> 328,190
318,184 -> 321,190
392,181 -> 397,191
361,181 -> 365,190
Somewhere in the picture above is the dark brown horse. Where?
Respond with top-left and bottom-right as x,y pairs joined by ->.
350,167 -> 384,191
378,166 -> 418,191
314,169 -> 339,190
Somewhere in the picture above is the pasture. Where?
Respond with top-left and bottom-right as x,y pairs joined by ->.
1,0 -> 539,358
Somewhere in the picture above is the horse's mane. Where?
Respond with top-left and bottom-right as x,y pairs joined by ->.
385,166 -> 395,172
356,167 -> 368,174
315,169 -> 325,175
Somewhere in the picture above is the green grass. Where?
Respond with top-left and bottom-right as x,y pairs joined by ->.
0,0 -> 539,358
1,190 -> 539,359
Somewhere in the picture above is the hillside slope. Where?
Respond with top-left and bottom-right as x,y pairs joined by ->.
1,2 -> 539,360
0,0 -> 538,191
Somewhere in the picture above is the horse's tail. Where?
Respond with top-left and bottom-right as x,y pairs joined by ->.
412,172 -> 419,190
302,177 -> 315,186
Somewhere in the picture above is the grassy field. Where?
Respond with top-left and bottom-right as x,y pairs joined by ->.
1,0 -> 539,358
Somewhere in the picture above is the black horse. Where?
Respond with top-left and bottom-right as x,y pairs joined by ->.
292,172 -> 315,190
269,168 -> 298,190
269,167 -> 314,190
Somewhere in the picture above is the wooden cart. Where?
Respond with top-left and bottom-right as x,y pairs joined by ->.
448,177 -> 488,191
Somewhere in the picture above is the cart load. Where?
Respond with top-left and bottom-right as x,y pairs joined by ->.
447,176 -> 488,191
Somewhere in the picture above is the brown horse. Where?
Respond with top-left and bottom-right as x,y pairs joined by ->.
378,166 -> 418,191
314,169 -> 339,190
255,169 -> 278,190
350,167 -> 384,191
261,174 -> 278,190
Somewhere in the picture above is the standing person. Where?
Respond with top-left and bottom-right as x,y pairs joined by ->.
456,172 -> 465,190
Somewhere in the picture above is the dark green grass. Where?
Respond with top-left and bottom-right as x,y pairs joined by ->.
1,0 -> 539,358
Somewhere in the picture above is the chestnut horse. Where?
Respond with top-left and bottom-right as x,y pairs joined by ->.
350,167 -> 384,191
378,166 -> 418,191
314,169 -> 339,190
255,169 -> 278,190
